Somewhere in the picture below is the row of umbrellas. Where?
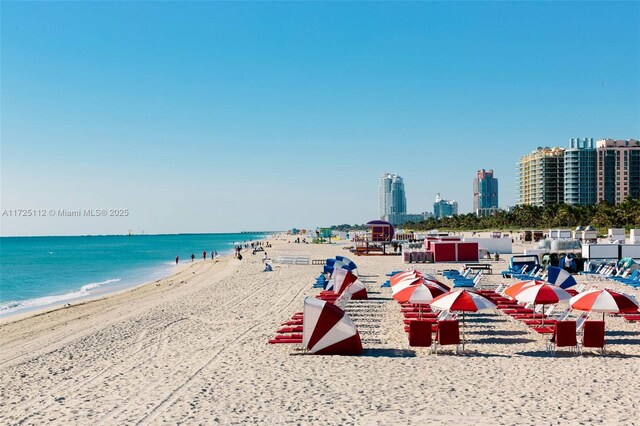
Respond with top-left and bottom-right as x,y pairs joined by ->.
390,270 -> 639,349
390,270 -> 497,350
392,271 -> 638,319
505,279 -> 638,325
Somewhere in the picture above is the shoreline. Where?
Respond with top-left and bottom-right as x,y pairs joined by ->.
0,256 -> 219,322
0,255 -> 231,326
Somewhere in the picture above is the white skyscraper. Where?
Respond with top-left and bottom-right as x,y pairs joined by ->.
378,173 -> 407,225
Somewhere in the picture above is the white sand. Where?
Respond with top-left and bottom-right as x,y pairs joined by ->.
1,235 -> 639,425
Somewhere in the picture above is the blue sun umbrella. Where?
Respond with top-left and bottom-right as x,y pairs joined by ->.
546,266 -> 577,289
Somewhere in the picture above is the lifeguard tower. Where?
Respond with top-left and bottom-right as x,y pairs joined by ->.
353,220 -> 395,255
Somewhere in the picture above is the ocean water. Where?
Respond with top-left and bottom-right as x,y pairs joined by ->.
0,233 -> 268,316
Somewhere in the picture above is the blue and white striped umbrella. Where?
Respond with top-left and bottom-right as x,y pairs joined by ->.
546,266 -> 577,289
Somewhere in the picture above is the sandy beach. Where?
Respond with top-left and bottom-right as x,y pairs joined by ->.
1,234 -> 639,425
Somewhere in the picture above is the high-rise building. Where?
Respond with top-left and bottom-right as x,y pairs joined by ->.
596,139 -> 640,204
433,193 -> 458,219
564,138 -> 597,206
473,169 -> 499,217
378,173 -> 407,225
517,147 -> 565,206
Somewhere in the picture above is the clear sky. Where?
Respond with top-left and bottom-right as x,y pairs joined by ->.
1,1 -> 639,236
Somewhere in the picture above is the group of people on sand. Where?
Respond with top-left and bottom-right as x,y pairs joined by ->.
174,240 -> 270,264
175,250 -> 218,264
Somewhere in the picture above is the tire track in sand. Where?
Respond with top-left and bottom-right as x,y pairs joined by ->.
128,276 -> 310,425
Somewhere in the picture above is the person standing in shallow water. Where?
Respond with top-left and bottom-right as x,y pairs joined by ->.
191,253 -> 195,262
202,250 -> 207,260
175,256 -> 179,264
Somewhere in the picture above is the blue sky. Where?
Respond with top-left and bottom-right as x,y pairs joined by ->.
1,1 -> 639,236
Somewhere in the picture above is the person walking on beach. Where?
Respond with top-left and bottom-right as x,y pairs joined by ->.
191,253 -> 195,262
203,250 -> 207,260
175,256 -> 179,264
211,251 -> 214,260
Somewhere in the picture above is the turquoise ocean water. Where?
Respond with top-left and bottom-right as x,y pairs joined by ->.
0,233 -> 268,316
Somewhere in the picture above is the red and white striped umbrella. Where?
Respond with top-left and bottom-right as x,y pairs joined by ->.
515,283 -> 571,326
391,276 -> 423,295
390,270 -> 422,285
393,283 -> 446,304
570,289 -> 639,318
392,275 -> 422,287
303,297 -> 362,355
393,283 -> 446,319
430,289 -> 496,312
429,289 -> 496,351
515,283 -> 571,305
504,279 -> 548,299
423,278 -> 450,293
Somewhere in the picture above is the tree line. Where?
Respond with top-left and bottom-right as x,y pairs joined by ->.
403,198 -> 640,232
330,197 -> 640,233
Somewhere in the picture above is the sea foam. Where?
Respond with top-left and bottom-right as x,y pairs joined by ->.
0,278 -> 121,315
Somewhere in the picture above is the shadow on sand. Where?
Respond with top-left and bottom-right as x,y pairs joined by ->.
473,337 -> 537,345
515,349 -> 640,358
454,351 -> 511,358
361,348 -> 416,358
465,317 -> 508,324
468,329 -> 528,336
605,338 -> 640,345
606,330 -> 640,337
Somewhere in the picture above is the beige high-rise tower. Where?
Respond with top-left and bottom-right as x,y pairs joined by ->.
517,147 -> 565,206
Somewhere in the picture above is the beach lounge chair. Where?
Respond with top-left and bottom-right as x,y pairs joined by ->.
443,268 -> 470,279
511,304 -> 552,319
452,271 -> 483,288
433,320 -> 460,354
523,307 -> 570,326
579,321 -> 605,354
408,320 -> 433,348
547,320 -> 578,354
530,309 -> 579,334
476,282 -> 506,297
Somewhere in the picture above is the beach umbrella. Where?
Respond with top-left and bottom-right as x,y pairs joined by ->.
331,268 -> 357,294
418,273 -> 449,291
430,289 -> 497,350
302,297 -> 362,355
423,278 -> 450,293
393,283 -> 446,304
391,275 -> 423,291
504,280 -> 548,299
331,268 -> 367,303
546,266 -> 577,289
325,262 -> 357,290
335,279 -> 368,309
392,283 -> 446,319
324,258 -> 356,276
515,284 -> 572,326
569,289 -> 639,322
392,276 -> 449,296
390,270 -> 422,285
335,256 -> 358,274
